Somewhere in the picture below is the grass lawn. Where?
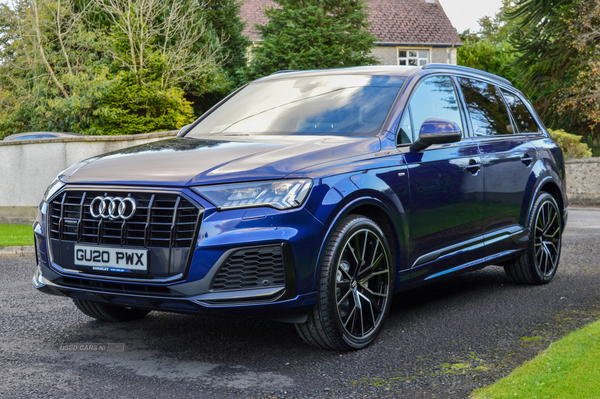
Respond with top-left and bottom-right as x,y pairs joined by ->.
0,224 -> 34,247
472,318 -> 600,398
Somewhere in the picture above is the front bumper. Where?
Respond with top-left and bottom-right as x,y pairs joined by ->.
33,260 -> 317,319
33,186 -> 324,319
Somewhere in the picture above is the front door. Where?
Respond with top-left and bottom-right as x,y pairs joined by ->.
399,75 -> 484,279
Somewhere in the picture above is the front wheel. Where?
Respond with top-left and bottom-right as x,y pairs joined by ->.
504,192 -> 562,284
295,215 -> 395,351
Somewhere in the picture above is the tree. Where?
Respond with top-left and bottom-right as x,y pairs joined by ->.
84,0 -> 227,133
509,0 -> 600,155
550,0 -> 600,154
246,0 -> 377,80
0,0 -> 111,134
0,0 -> 228,137
192,0 -> 250,114
203,0 -> 249,83
508,0 -> 574,112
90,0 -> 223,91
456,0 -> 600,155
457,0 -> 522,89
458,37 -> 520,86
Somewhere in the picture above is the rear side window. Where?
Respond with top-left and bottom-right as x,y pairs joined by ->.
409,75 -> 464,136
500,89 -> 539,133
457,77 -> 513,136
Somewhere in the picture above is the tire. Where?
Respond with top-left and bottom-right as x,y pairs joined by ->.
504,192 -> 562,285
73,299 -> 151,322
295,215 -> 395,351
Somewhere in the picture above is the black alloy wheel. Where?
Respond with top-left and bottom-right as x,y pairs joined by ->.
533,196 -> 562,277
504,192 -> 562,284
295,215 -> 394,350
335,227 -> 390,340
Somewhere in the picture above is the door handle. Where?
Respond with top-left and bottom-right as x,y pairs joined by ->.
467,160 -> 481,174
521,153 -> 534,166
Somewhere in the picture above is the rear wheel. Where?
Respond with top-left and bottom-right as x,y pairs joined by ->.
73,299 -> 151,322
295,215 -> 394,350
504,192 -> 562,284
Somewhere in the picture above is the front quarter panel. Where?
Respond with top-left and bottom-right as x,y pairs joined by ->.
292,153 -> 410,292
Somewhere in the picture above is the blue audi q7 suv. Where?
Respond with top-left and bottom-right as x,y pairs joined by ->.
33,65 -> 567,350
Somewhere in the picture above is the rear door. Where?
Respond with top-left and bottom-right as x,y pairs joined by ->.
399,75 -> 484,277
456,77 -> 539,256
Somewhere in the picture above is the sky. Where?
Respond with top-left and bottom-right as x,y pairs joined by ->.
438,0 -> 504,33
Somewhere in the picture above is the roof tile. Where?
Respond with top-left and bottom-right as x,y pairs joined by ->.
240,0 -> 462,45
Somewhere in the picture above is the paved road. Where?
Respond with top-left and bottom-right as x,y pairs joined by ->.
2,208 -> 599,399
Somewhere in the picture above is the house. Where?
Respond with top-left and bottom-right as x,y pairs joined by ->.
240,0 -> 463,66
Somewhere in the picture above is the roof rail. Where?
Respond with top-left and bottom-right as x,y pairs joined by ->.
422,63 -> 512,86
270,70 -> 298,76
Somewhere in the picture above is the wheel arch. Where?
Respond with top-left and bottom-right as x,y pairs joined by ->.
311,197 -> 405,293
539,181 -> 564,214
525,176 -> 565,230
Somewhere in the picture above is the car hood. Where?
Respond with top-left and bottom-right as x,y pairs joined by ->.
64,135 -> 381,187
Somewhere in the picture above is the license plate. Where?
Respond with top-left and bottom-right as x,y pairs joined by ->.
74,245 -> 148,273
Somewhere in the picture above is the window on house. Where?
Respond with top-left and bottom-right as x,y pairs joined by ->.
398,49 -> 429,66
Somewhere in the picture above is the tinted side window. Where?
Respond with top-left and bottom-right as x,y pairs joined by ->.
500,89 -> 539,133
409,75 -> 463,136
458,77 -> 513,136
398,105 -> 414,144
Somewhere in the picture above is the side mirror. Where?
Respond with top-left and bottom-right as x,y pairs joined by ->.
177,124 -> 193,137
410,119 -> 462,151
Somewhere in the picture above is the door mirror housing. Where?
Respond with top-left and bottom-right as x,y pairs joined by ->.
410,119 -> 462,151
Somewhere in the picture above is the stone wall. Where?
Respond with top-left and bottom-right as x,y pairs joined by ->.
565,157 -> 600,206
0,131 -> 177,224
371,46 -> 398,65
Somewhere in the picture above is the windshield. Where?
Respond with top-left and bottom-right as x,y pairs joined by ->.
186,75 -> 405,138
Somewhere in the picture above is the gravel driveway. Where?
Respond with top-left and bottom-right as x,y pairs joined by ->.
1,208 -> 599,399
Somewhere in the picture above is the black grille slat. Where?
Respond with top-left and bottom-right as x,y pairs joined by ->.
77,192 -> 86,241
49,191 -> 201,249
144,195 -> 155,247
211,246 -> 285,291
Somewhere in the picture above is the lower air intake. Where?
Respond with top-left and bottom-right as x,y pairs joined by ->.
211,246 -> 285,291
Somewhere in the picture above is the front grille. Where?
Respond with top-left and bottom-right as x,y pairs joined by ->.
47,189 -> 202,279
49,191 -> 201,249
212,246 -> 285,291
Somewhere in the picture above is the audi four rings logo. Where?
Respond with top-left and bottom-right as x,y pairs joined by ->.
90,196 -> 137,220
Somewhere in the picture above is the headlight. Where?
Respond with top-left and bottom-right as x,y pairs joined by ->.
193,179 -> 312,210
43,176 -> 66,202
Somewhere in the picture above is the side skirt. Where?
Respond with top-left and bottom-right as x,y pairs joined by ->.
397,225 -> 527,290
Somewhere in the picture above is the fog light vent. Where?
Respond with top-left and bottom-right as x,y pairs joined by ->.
211,246 -> 285,291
